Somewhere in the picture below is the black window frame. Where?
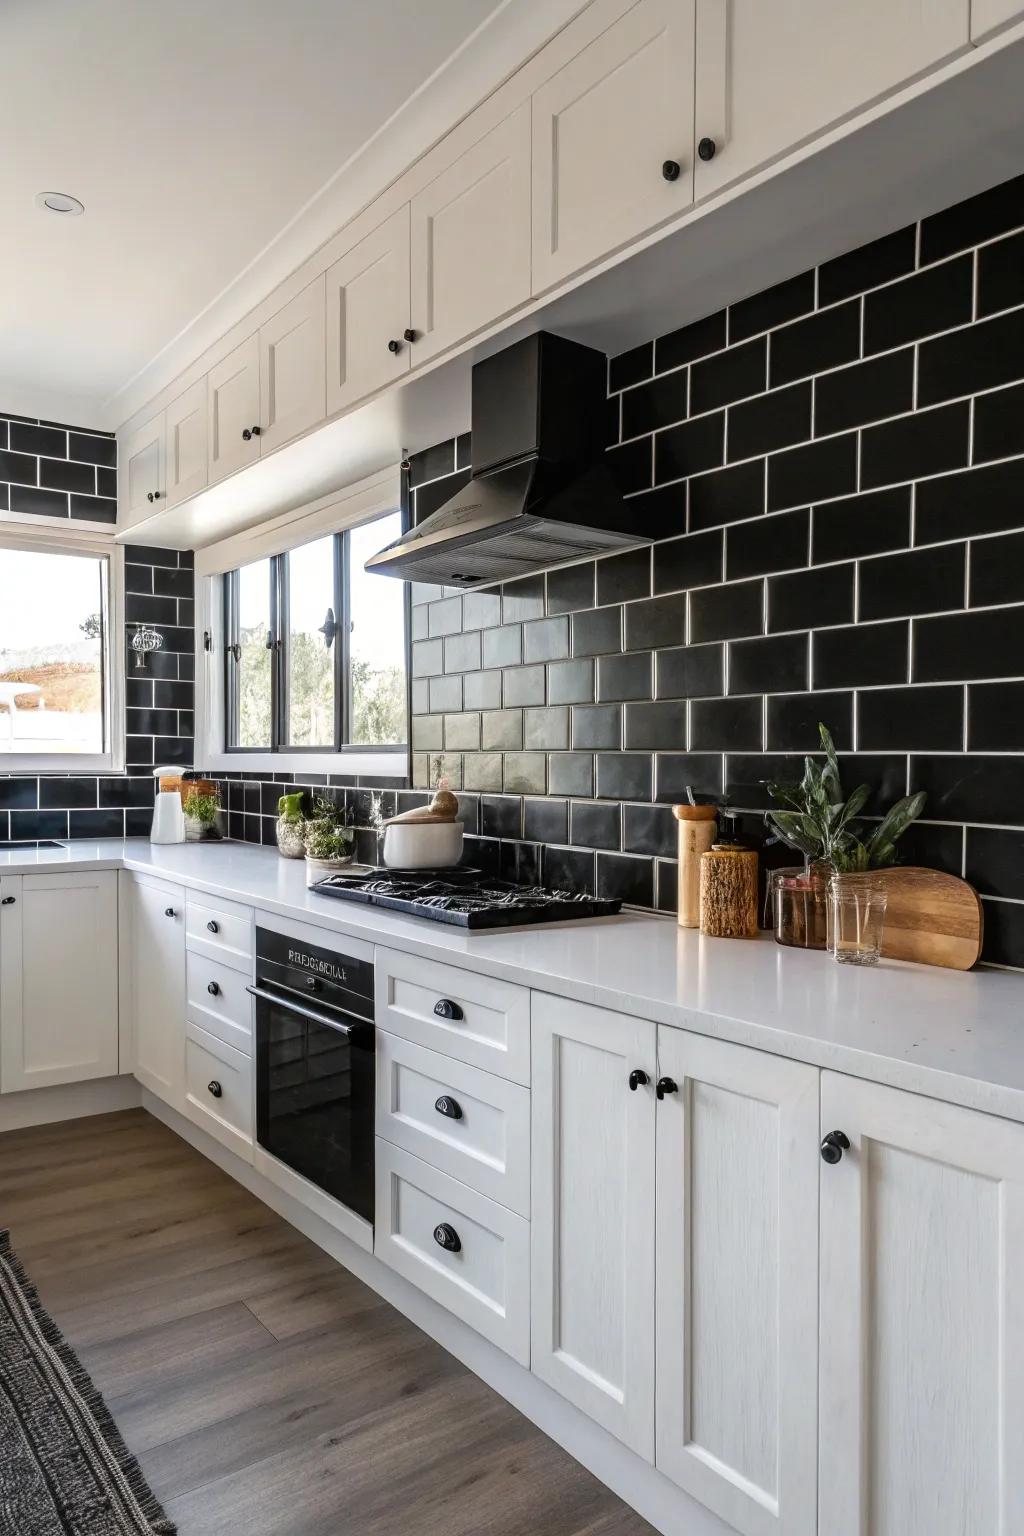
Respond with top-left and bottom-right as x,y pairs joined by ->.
223,521 -> 407,756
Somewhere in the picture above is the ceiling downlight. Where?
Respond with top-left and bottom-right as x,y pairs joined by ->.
34,191 -> 85,216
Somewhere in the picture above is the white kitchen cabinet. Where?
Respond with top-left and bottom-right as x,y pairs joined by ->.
410,105 -> 531,364
972,0 -> 1024,38
117,412 -> 165,529
0,872 -> 118,1092
655,1029 -> 819,1536
164,376 -> 208,506
531,991 -> 656,1458
127,873 -> 185,1109
326,205 -> 412,416
531,0 -> 696,292
693,0 -> 971,201
207,332 -> 261,484
818,1071 -> 1024,1536
185,1021 -> 253,1162
258,276 -> 326,453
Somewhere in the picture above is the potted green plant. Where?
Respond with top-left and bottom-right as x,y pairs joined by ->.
275,792 -> 306,859
302,795 -> 355,886
766,724 -> 926,949
182,787 -> 222,843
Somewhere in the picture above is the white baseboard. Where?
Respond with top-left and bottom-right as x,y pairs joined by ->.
0,1075 -> 141,1132
142,1091 -> 732,1536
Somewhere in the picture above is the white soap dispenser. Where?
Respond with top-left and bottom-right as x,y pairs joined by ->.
151,766 -> 186,844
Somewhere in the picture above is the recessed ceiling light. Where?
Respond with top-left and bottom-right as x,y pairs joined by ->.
35,191 -> 85,216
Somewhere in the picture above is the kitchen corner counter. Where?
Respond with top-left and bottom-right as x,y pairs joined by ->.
7,837 -> 1024,1123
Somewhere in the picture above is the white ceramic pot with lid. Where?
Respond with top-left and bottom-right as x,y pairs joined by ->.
150,765 -> 186,844
381,780 -> 463,869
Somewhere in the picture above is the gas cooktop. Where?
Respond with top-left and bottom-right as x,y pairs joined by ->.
312,867 -> 622,929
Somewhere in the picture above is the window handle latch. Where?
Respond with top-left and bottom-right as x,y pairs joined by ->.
264,630 -> 275,651
319,607 -> 339,649
228,642 -> 241,663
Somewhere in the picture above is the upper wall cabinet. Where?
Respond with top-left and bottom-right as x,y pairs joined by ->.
118,412 -> 165,530
208,333 -> 261,485
531,0 -> 696,292
693,0 -> 971,200
971,0 -> 1024,38
164,377 -> 208,507
258,276 -> 327,454
326,205 -> 412,416
411,105 -> 531,364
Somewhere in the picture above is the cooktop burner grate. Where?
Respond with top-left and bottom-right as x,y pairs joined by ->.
312,867 -> 622,928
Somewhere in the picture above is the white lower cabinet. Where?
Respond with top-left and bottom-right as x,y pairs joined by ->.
0,871 -> 119,1092
184,1022 -> 253,1161
818,1070 -> 1024,1536
126,873 -> 186,1108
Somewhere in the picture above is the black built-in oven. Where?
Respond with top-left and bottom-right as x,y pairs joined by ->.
250,927 -> 375,1223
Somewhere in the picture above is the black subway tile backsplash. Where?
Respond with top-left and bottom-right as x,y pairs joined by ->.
767,433 -> 857,512
917,306 -> 1024,407
860,400 -> 970,488
767,690 -> 852,752
769,300 -> 860,387
728,382 -> 811,462
689,457 -> 766,530
726,508 -> 808,581
813,349 -> 914,436
817,226 -> 917,307
978,228 -> 1024,318
654,310 -> 726,372
858,544 -> 966,621
729,271 -> 815,343
863,256 -> 973,353
691,336 -> 766,414
913,606 -> 1024,682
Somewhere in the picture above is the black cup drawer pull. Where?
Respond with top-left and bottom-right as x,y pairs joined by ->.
433,1222 -> 461,1254
1,896 -> 15,906
656,1076 -> 678,1100
164,907 -> 176,917
207,980 -> 220,997
821,1130 -> 851,1165
206,919 -> 219,934
433,998 -> 464,1021
207,1080 -> 223,1099
434,1095 -> 463,1121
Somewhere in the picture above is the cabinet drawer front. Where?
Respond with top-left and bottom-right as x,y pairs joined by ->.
374,1140 -> 529,1363
185,1023 -> 252,1160
186,892 -> 253,972
376,1032 -> 530,1215
375,947 -> 529,1084
186,952 -> 252,1053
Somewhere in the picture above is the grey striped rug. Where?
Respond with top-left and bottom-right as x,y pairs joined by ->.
0,1230 -> 175,1535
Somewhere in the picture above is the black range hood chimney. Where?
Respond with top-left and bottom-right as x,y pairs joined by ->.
365,332 -> 659,588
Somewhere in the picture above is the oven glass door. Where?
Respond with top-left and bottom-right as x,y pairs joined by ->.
254,988 -> 374,1222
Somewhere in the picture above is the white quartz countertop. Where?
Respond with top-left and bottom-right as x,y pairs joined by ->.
6,837 -> 1023,1122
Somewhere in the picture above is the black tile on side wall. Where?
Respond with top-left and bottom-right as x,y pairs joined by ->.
655,412 -> 724,482
814,349 -> 915,436
690,696 -> 763,752
768,562 -> 854,633
812,620 -> 910,689
10,810 -> 68,839
549,753 -> 594,798
728,381 -> 811,462
623,372 -> 688,439
502,574 -> 545,623
817,225 -> 917,306
622,804 -> 677,859
572,605 -> 622,657
689,458 -> 766,531
38,457 -> 95,494
523,617 -> 568,663
978,228 -> 1024,318
70,494 -> 116,524
920,171 -> 1024,263
811,486 -> 912,565
548,659 -> 595,705
570,800 -> 621,850
728,271 -> 815,343
726,508 -> 809,581
653,529 -> 723,594
723,754 -> 807,811
543,845 -> 596,896
39,778 -> 98,809
623,481 -> 688,541
624,593 -> 686,651
656,860 -> 678,914
572,704 -> 622,750
973,382 -> 1024,465
896,821 -> 965,879
864,255 -> 973,354
597,651 -> 652,702
858,544 -> 966,621
836,754 -> 909,814
0,779 -> 39,809
915,460 -> 1024,545
68,432 -> 116,468
980,900 -> 1024,969
766,691 -> 853,751
623,700 -> 688,750
968,682 -> 1024,750
0,449 -> 38,486
546,562 -> 595,615
481,795 -> 522,840
596,753 -> 652,802
523,797 -> 568,844
597,547 -> 651,606
691,337 -> 767,414
655,643 -> 724,701
918,307 -> 1024,407
608,342 -> 653,393
655,310 -> 726,372
914,606 -> 1024,682
729,632 -> 809,695
10,485 -> 68,517
69,809 -> 125,839
770,300 -> 861,388
910,755 -> 1024,826
857,685 -> 964,751
654,753 -> 724,803
768,433 -> 857,512
966,827 -> 1024,900
10,422 -> 65,457
414,470 -> 469,523
607,437 -> 652,494
596,852 -> 654,908
689,578 -> 765,643
861,401 -> 970,489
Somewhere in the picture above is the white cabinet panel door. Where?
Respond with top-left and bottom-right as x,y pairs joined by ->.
164,377 -> 208,506
532,0 -> 696,292
411,106 -> 531,364
0,872 -> 118,1092
531,991 -> 656,1458
655,1029 -> 819,1536
118,413 -> 165,529
819,1071 -> 1024,1536
971,0 -> 1024,38
694,0 -> 971,201
128,873 -> 185,1109
208,333 -> 261,484
258,276 -> 326,454
326,205 -> 411,415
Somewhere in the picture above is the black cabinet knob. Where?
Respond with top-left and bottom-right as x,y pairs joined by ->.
1,896 -> 15,906
147,491 -> 155,503
206,919 -> 219,934
403,328 -> 418,343
628,1069 -> 649,1091
387,338 -> 402,354
433,998 -> 464,1021
821,1130 -> 851,1165
207,980 -> 220,997
242,425 -> 262,440
433,1222 -> 461,1254
164,907 -> 176,917
207,1080 -> 223,1099
655,1076 -> 678,1100
697,136 -> 717,162
435,1094 -> 463,1121
662,159 -> 681,181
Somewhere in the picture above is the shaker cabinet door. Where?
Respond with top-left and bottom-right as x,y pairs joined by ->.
326,205 -> 411,415
117,412 -> 165,530
127,873 -> 186,1109
258,276 -> 326,454
818,1071 -> 1024,1536
208,333 -> 261,484
164,377 -> 208,506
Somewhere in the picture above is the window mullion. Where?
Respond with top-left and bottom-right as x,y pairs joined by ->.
272,553 -> 287,752
338,531 -> 351,748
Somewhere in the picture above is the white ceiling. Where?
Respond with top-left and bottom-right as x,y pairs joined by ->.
0,0 -> 518,427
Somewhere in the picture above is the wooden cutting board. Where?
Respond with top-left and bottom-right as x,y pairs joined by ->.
874,867 -> 984,970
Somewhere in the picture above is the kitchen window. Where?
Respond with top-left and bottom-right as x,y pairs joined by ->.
221,510 -> 406,757
0,534 -> 123,772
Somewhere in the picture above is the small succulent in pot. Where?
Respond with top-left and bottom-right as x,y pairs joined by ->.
302,795 -> 355,885
275,791 -> 306,859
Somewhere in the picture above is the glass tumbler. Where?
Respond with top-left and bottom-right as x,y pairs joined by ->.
827,873 -> 888,966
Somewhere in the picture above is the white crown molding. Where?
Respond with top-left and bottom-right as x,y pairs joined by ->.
102,0 -> 590,433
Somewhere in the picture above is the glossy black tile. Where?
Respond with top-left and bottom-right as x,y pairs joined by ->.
597,651 -> 653,701
920,171 -> 1024,263
766,690 -> 852,751
770,300 -> 861,387
482,625 -> 522,670
609,341 -> 653,392
813,620 -> 910,688
655,310 -> 726,372
966,827 -> 1024,900
548,752 -> 594,798
547,659 -> 595,705
572,605 -> 622,656
481,795 -> 522,839
38,457 -> 96,495
623,371 -> 688,438
918,307 -> 1024,407
724,754 -> 807,810
607,436 -> 652,494
814,349 -> 915,436
691,337 -> 766,414
978,228 -> 1024,317
728,382 -> 811,462
10,810 -> 68,840
523,797 -> 568,844
725,508 -> 809,581
596,753 -> 652,802
689,578 -> 765,642
622,481 -> 688,540
915,459 -> 1024,546
414,472 -> 467,523
861,401 -> 970,488
502,573 -> 546,622
859,544 -> 966,621
654,753 -> 724,803
10,485 -> 68,517
546,562 -> 595,614
597,547 -> 651,605
10,422 -> 66,458
817,226 -> 917,306
570,799 -> 621,850
38,778 -> 98,809
543,845 -> 596,894
968,681 -> 1024,750
68,432 -> 116,468
572,704 -> 622,749
768,562 -> 854,632
729,632 -> 809,695
0,779 -> 38,809
689,457 -> 766,530
653,528 -> 723,594
624,592 -> 686,651
655,411 -> 724,482
69,808 -> 125,839
909,754 -> 1024,826
523,617 -> 568,664
768,433 -> 857,512
811,486 -> 912,564
970,530 -> 1024,607
729,271 -> 815,342
864,256 -> 973,354
624,700 -> 688,750
596,852 -> 654,907
622,803 -> 676,858
914,606 -> 1024,681
896,820 -> 965,879
979,899 -> 1024,968
858,685 -> 964,751
690,695 -> 763,751
973,382 -> 1024,465
655,643 -> 724,700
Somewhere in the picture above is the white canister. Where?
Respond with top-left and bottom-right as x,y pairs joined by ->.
151,765 -> 186,844
383,819 -> 463,870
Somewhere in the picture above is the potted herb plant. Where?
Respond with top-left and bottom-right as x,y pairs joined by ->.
182,787 -> 222,843
275,792 -> 306,859
302,795 -> 355,886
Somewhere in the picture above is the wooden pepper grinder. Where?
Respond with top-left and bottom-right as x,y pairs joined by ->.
700,816 -> 759,938
672,803 -> 718,928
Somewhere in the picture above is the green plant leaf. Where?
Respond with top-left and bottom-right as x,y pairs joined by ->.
766,810 -> 822,858
864,791 -> 927,867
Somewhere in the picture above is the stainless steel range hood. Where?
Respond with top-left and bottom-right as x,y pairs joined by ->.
365,332 -> 660,587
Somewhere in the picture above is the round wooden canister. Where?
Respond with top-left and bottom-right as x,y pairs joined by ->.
699,844 -> 760,938
671,804 -> 718,928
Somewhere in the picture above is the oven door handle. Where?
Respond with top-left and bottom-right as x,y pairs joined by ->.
246,983 -> 366,1037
